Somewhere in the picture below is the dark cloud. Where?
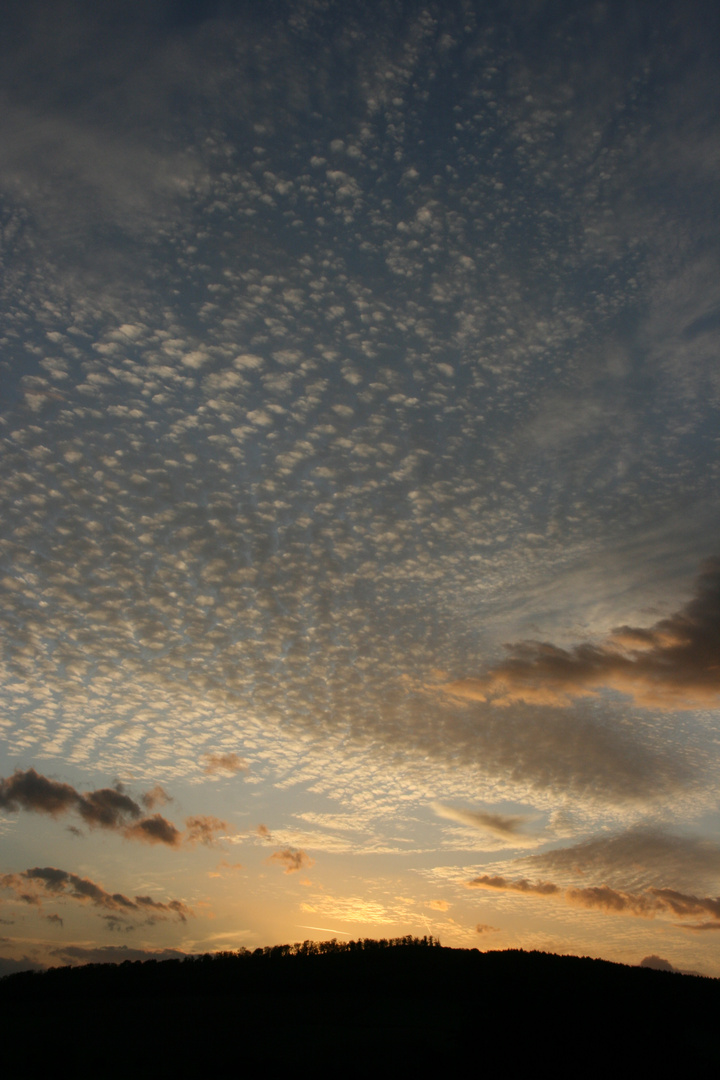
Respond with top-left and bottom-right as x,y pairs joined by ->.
467,875 -> 561,897
475,923 -> 500,935
101,914 -> 133,933
467,873 -> 720,926
0,768 -> 79,816
123,813 -> 182,846
0,866 -> 192,923
639,955 -> 677,972
0,956 -> 46,977
0,769 -> 182,846
443,560 -> 720,711
51,945 -> 190,966
267,848 -> 314,874
134,896 -> 192,923
78,786 -> 142,828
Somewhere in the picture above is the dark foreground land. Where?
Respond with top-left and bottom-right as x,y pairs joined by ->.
1,938 -> 717,1071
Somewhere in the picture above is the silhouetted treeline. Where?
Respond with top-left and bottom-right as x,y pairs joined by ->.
1,939 -> 718,1070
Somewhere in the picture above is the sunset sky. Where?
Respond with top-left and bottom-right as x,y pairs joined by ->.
2,0 -> 720,978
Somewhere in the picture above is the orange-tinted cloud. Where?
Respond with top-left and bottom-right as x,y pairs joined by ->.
141,785 -> 171,809
184,814 -> 227,846
475,923 -> 500,934
467,874 -> 561,896
267,847 -> 315,874
443,558 -> 720,710
203,753 -> 248,776
427,899 -> 451,911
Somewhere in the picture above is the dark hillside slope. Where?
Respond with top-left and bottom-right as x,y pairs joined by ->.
1,940 -> 717,1071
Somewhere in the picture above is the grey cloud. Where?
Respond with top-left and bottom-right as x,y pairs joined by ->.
0,769 -> 181,846
466,872 -> 720,926
639,955 -> 676,972
522,828 -> 720,894
0,956 -> 46,977
1,865 -> 192,922
467,875 -> 561,897
78,786 -> 142,828
123,813 -> 182,847
432,802 -> 532,843
51,944 -> 189,966
442,559 -> 720,711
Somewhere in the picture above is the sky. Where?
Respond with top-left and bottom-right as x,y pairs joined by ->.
2,0 -> 720,978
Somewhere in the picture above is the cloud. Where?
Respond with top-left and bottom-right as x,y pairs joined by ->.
427,899 -> 450,911
141,785 -> 171,809
467,875 -> 561,897
0,956 -> 46,977
184,815 -> 228,846
0,768 -> 80,817
466,873 -> 720,927
267,848 -> 315,874
51,945 -> 190,966
432,802 -> 532,843
475,923 -> 500,934
202,753 -> 248,776
639,955 -> 677,972
78,787 -> 144,829
522,828 -> 720,893
442,559 -> 720,710
0,866 -> 192,923
123,813 -> 182,846
0,768 -> 200,848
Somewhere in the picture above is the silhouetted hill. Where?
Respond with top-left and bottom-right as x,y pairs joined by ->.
1,938 -> 717,1070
